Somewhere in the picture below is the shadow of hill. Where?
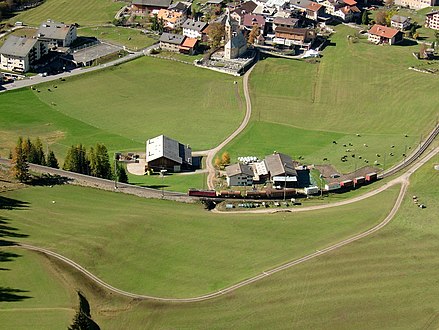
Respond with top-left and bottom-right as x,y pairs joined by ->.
0,196 -> 29,210
0,287 -> 32,302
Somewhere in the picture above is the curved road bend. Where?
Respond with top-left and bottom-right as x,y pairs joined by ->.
193,63 -> 256,190
14,146 -> 438,303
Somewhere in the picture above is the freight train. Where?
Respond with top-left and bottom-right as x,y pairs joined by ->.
324,172 -> 378,192
188,188 -> 298,199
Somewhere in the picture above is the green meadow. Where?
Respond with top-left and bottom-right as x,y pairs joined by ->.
222,25 -> 438,173
7,0 -> 122,26
1,181 -> 398,298
0,56 -> 244,160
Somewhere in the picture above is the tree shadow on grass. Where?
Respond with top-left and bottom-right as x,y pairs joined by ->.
0,251 -> 22,270
29,174 -> 72,187
0,287 -> 32,302
132,184 -> 169,189
0,216 -> 29,247
0,196 -> 29,210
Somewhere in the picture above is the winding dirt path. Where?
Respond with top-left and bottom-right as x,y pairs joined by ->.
13,146 -> 438,303
193,63 -> 256,190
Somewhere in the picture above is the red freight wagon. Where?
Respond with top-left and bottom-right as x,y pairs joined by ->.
354,176 -> 365,185
365,172 -> 378,182
340,180 -> 354,188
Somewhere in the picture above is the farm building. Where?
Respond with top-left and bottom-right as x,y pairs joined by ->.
225,163 -> 254,186
146,135 -> 192,172
131,0 -> 172,15
274,27 -> 316,48
265,153 -> 298,188
368,25 -> 403,45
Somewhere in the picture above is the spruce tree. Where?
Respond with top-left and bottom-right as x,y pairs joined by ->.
46,150 -> 59,169
117,163 -> 129,183
33,137 -> 46,165
95,144 -> 112,179
11,137 -> 30,182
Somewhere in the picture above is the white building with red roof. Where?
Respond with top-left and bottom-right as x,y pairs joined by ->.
368,24 -> 403,45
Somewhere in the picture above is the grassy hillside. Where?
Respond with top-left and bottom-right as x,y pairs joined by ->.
1,182 -> 398,297
2,155 -> 437,328
8,0 -> 122,26
0,248 -> 75,329
0,56 -> 244,159
222,25 -> 438,173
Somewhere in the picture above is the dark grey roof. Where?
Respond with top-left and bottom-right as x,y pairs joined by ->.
391,15 -> 409,23
182,19 -> 208,31
71,43 -> 121,64
273,17 -> 299,26
289,0 -> 312,9
38,20 -> 74,40
0,35 -> 38,57
132,0 -> 172,7
168,1 -> 189,12
226,163 -> 254,177
265,153 -> 297,177
159,32 -> 185,45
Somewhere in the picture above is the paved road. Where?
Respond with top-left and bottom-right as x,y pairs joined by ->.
12,146 -> 438,303
0,44 -> 158,93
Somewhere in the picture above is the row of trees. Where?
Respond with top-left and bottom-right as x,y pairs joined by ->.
0,0 -> 40,19
11,137 -> 59,182
63,143 -> 128,183
10,137 -> 128,184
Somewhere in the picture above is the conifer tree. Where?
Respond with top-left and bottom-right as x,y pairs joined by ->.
11,137 -> 30,182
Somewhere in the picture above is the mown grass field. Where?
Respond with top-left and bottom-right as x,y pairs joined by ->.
127,171 -> 206,192
222,25 -> 438,173
78,26 -> 158,50
1,181 -> 398,298
0,56 -> 244,160
7,0 -> 123,26
0,248 -> 75,329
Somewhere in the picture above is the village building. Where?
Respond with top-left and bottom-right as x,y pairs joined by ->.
159,32 -> 185,51
146,135 -> 192,172
321,0 -> 360,21
242,14 -> 266,34
225,163 -> 254,186
289,0 -> 324,20
179,37 -> 198,54
168,1 -> 191,14
274,27 -> 316,48
306,1 -> 325,20
131,0 -> 172,15
224,9 -> 248,59
265,0 -> 289,10
425,11 -> 439,30
157,9 -> 186,29
252,4 -> 276,18
182,19 -> 208,39
231,0 -> 258,25
390,15 -> 411,30
368,24 -> 403,45
264,153 -> 298,188
37,19 -> 77,48
394,0 -> 437,10
272,17 -> 300,30
0,36 -> 47,73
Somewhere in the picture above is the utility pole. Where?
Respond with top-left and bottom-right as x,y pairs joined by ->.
283,163 -> 287,202
114,152 -> 118,189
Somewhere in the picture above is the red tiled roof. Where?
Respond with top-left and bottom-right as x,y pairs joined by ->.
307,2 -> 323,11
243,14 -> 265,28
180,37 -> 198,48
343,0 -> 357,6
368,24 -> 399,39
